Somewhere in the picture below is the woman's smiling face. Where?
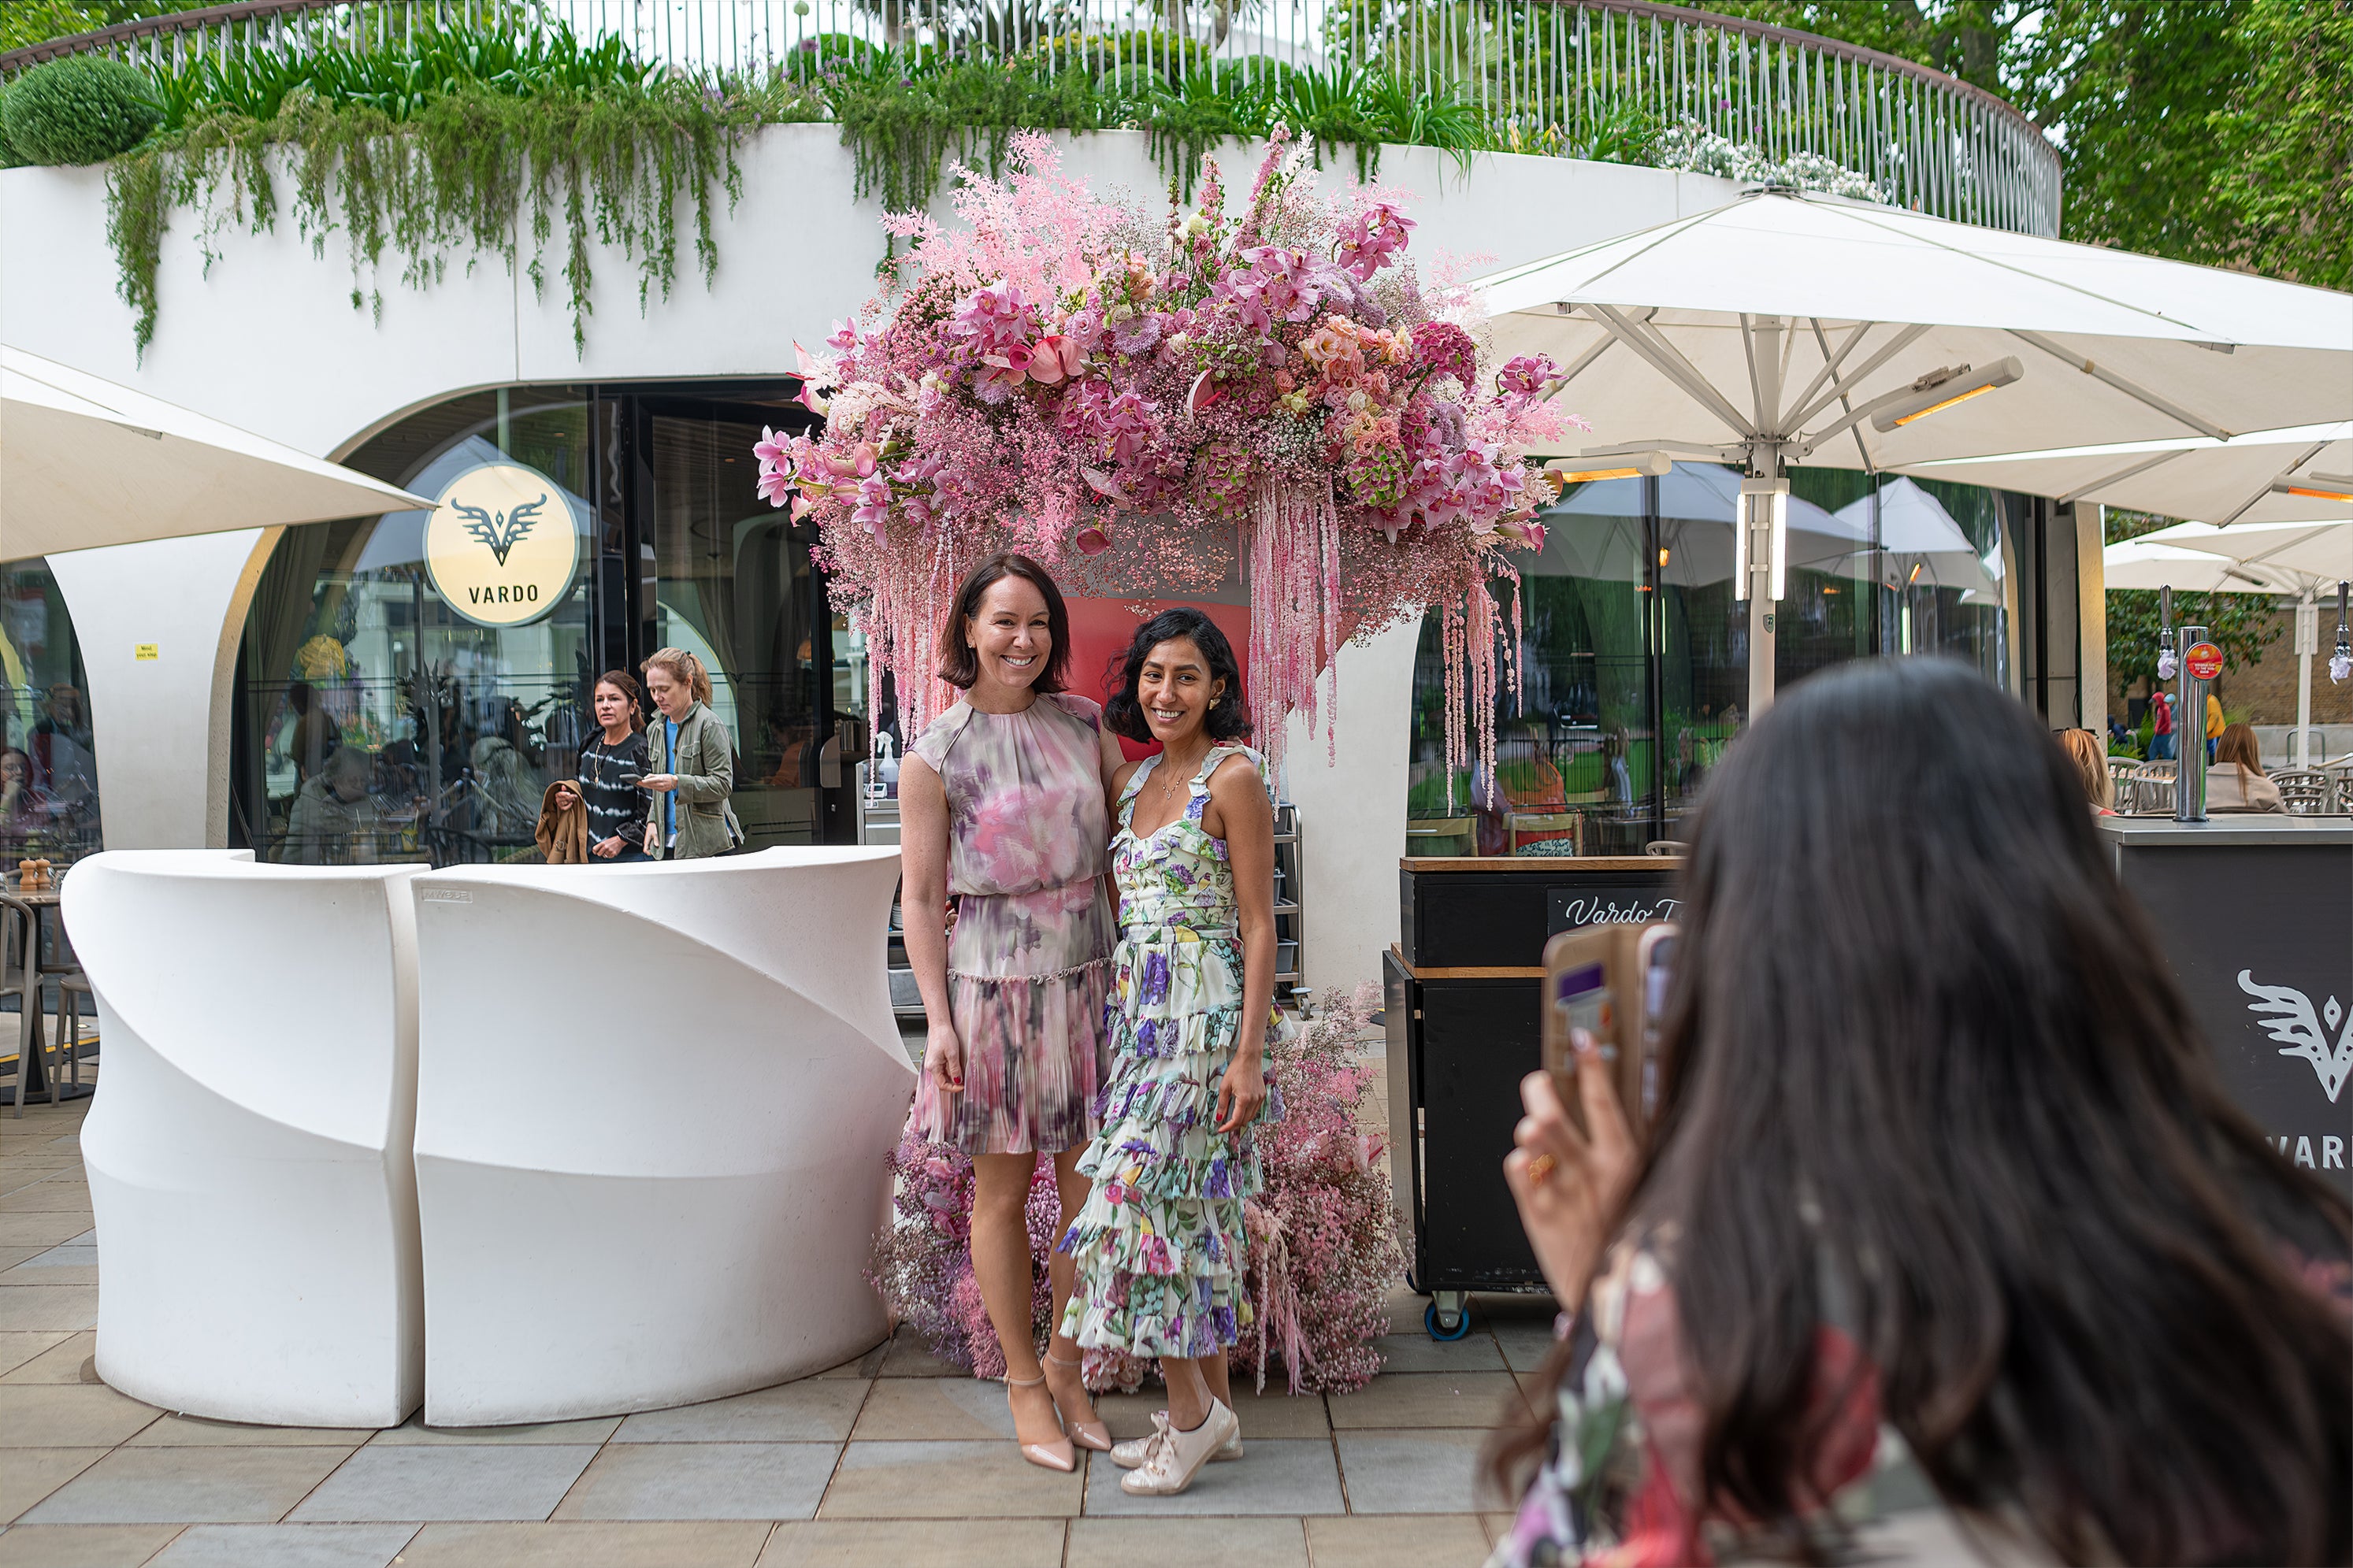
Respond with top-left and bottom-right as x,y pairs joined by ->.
966,575 -> 1052,693
1136,637 -> 1220,746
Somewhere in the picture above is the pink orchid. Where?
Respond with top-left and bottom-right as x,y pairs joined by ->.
826,320 -> 859,354
1498,517 -> 1547,553
852,473 -> 893,539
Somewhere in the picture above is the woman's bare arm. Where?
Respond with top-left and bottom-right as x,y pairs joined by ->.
898,754 -> 962,1088
1204,755 -> 1276,1132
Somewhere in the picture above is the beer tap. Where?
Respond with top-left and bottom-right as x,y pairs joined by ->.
2155,585 -> 2178,683
2332,580 -> 2351,685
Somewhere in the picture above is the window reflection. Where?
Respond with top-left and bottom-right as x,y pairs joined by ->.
1406,464 -> 2017,857
0,563 -> 100,870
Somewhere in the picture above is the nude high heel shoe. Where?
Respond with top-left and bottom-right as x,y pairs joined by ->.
1004,1372 -> 1075,1472
1045,1350 -> 1112,1454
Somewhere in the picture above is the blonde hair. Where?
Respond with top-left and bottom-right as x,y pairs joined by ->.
642,647 -> 713,706
2059,728 -> 2112,811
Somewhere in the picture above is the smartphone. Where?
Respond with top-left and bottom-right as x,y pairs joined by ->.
1540,921 -> 1676,1136
621,775 -> 644,788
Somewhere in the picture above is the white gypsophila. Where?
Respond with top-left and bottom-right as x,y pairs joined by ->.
826,380 -> 887,429
1651,122 -> 1887,203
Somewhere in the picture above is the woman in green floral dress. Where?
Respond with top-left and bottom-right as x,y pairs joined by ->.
1059,607 -> 1284,1498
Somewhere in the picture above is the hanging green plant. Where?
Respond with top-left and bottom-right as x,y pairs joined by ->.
823,57 -> 1102,222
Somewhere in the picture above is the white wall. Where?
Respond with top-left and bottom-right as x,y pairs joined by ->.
1280,615 -> 1423,997
2,127 -> 1739,859
44,530 -> 277,850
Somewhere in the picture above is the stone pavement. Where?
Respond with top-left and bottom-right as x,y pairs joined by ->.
0,1066 -> 1557,1567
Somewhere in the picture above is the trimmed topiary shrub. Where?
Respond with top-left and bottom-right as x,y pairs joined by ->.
0,86 -> 20,169
3,56 -> 163,166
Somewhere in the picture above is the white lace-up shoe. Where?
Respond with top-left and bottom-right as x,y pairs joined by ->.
1119,1397 -> 1241,1496
1112,1409 -> 1243,1468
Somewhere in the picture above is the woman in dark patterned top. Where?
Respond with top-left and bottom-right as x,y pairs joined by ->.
575,670 -> 652,862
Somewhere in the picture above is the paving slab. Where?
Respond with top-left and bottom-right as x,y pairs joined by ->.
611,1381 -> 865,1444
393,1521 -> 774,1566
874,1335 -> 962,1378
1368,1331 -> 1509,1373
816,1441 -> 1083,1518
0,1214 -> 94,1250
0,1284 -> 98,1333
0,1447 -> 110,1522
847,1377 -> 1015,1441
147,1522 -> 421,1567
755,1518 -> 1065,1568
1325,1372 -> 1524,1430
1491,1320 -> 1563,1374
1079,1436 -> 1345,1518
1066,1516 -> 1310,1568
0,1523 -> 184,1566
129,1414 -> 380,1447
1,1334 -> 98,1385
369,1417 -> 622,1447
288,1444 -> 599,1523
0,1182 -> 92,1214
1307,1512 -> 1492,1566
21,1444 -> 356,1525
0,1384 -> 162,1448
810,1344 -> 888,1381
1335,1429 -> 1498,1514
552,1441 -> 839,1521
0,1331 -> 74,1379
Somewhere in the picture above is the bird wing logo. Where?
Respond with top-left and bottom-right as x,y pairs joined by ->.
451,493 -> 547,567
2239,969 -> 2353,1103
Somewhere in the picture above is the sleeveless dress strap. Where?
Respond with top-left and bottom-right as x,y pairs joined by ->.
1116,754 -> 1160,832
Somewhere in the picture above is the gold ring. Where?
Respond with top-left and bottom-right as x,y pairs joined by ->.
1525,1153 -> 1557,1185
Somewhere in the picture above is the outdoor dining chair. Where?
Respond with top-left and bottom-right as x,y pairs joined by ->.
1405,815 -> 1475,858
0,891 -> 60,1118
2271,769 -> 2333,814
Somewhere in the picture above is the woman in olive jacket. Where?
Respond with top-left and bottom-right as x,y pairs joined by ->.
638,647 -> 744,859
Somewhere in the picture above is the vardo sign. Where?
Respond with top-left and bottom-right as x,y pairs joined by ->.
424,462 -> 582,628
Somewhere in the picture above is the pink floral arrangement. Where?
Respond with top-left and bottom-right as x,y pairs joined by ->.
867,986 -> 1407,1396
755,129 -> 1573,774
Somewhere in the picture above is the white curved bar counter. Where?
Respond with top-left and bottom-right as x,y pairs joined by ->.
411,847 -> 911,1425
65,851 -> 427,1427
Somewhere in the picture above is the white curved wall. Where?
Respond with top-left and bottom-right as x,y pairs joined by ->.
65,851 -> 425,1428
2,130 -> 1740,991
410,847 -> 911,1425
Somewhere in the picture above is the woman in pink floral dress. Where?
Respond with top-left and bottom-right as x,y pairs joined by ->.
900,553 -> 1125,1473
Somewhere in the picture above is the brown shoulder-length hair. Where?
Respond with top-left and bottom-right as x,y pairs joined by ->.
592,670 -> 646,733
937,552 -> 1071,693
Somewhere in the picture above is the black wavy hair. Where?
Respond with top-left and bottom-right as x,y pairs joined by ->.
1488,658 -> 2351,1565
1104,607 -> 1251,744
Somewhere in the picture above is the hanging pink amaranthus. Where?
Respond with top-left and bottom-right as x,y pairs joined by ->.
867,987 -> 1407,1396
755,130 -> 1577,774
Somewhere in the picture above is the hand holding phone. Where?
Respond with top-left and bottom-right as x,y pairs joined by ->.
1540,921 -> 1676,1136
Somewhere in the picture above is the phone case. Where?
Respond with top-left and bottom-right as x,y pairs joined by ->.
1540,922 -> 1666,1136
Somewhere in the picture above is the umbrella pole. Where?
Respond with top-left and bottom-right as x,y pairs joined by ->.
2296,591 -> 2316,770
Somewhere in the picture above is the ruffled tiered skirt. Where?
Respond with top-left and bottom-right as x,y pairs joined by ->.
915,883 -> 1113,1155
1058,926 -> 1284,1359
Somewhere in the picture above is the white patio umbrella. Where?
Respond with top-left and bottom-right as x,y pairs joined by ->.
1,345 -> 430,561
1897,421 -> 2353,528
2099,537 -> 2297,594
1482,191 -> 2353,711
2129,519 -> 2353,765
1531,462 -> 1843,586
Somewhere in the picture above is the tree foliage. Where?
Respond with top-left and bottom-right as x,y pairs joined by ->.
1693,1 -> 2351,289
2102,510 -> 2282,695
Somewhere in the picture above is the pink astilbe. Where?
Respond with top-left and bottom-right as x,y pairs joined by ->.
755,132 -> 1572,772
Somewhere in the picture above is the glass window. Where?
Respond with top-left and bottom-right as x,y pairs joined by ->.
232,384 -> 833,866
1405,465 -> 2022,856
0,562 -> 100,869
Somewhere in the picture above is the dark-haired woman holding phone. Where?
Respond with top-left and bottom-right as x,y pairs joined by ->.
1486,659 -> 2351,1568
1058,606 -> 1283,1499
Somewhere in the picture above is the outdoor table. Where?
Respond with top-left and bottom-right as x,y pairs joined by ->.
4,882 -> 89,1106
1385,854 -> 1683,1337
2099,816 -> 2352,1196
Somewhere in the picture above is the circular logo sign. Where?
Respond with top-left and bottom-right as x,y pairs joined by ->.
423,462 -> 582,628
2185,640 -> 2225,681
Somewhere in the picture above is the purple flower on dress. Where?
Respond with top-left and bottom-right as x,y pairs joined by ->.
1209,1305 -> 1238,1342
1204,1153 -> 1233,1199
1135,1017 -> 1158,1053
1140,951 -> 1171,1006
